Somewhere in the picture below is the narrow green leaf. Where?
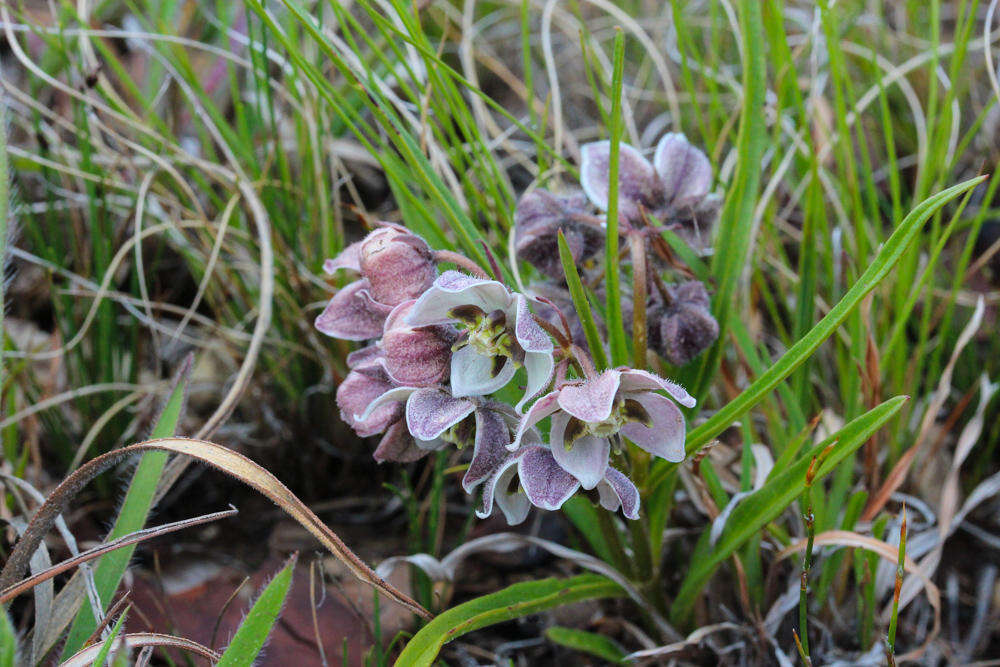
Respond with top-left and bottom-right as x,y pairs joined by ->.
62,359 -> 192,656
218,555 -> 297,667
0,608 -> 17,667
604,29 -> 628,367
558,230 -> 609,370
545,626 -> 626,663
680,176 -> 984,457
90,607 -> 128,667
395,574 -> 623,666
670,395 -> 908,625
561,496 -> 614,564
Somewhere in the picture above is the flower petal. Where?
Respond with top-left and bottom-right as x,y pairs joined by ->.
357,386 -> 416,423
314,279 -> 392,341
580,141 -> 659,220
515,350 -> 555,414
620,392 -> 685,462
404,388 -> 475,441
653,133 -> 712,206
549,413 -> 611,489
359,227 -> 436,306
518,446 -> 580,511
323,240 -> 364,274
513,294 -> 554,354
556,370 -> 621,423
405,270 -> 511,326
336,368 -> 399,437
617,368 -> 696,408
381,302 -> 456,386
511,390 -> 561,450
463,407 -> 513,493
596,467 -> 640,519
373,421 -> 427,463
477,453 -> 530,525
346,344 -> 383,371
449,345 -> 516,398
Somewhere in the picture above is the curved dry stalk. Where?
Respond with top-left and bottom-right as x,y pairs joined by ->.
0,508 -> 238,604
59,632 -> 221,666
0,438 -> 431,619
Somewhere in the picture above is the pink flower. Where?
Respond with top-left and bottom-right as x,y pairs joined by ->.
579,133 -> 720,245
315,225 -> 436,340
514,189 -> 604,278
379,300 -> 457,387
513,368 -> 695,489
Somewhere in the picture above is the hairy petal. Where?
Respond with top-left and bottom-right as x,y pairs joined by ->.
450,345 -> 516,398
463,408 -> 513,493
381,302 -> 456,386
556,370 -> 622,423
477,454 -> 530,525
336,368 -> 399,437
405,388 -> 475,441
315,279 -> 392,341
405,271 -> 511,326
516,350 -> 555,414
653,132 -> 713,206
597,467 -> 640,519
323,239 -> 364,274
513,294 -> 554,354
511,391 -> 561,450
357,386 -> 416,423
359,227 -> 436,306
617,368 -> 696,408
550,413 -> 611,489
620,392 -> 686,462
518,447 -> 581,511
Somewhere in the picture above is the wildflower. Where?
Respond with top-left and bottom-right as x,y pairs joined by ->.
405,271 -> 554,411
514,189 -> 604,278
580,133 -> 720,244
379,300 -> 457,387
478,446 -> 640,523
648,281 -> 719,366
315,224 -> 436,340
513,368 -> 695,489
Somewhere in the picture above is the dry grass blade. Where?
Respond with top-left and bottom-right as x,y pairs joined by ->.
0,508 -> 238,603
0,438 -> 430,619
622,623 -> 746,663
59,632 -> 221,666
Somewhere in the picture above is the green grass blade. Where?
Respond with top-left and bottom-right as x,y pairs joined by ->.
545,626 -> 626,663
395,574 -> 623,666
670,395 -> 908,625
217,554 -> 297,667
558,230 -> 609,370
0,608 -> 17,667
90,606 -> 128,667
603,29 -> 628,367
62,359 -> 193,656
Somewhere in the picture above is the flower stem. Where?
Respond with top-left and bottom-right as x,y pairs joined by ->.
629,231 -> 648,369
595,505 -> 634,579
433,250 -> 490,279
798,456 -> 819,660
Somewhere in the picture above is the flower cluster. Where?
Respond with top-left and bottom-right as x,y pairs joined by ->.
316,216 -> 697,524
515,132 -> 721,365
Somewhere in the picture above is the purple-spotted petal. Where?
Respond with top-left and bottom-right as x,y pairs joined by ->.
617,368 -> 696,408
449,345 -> 516,398
346,344 -> 383,372
463,408 -> 513,493
513,294 -> 554,354
580,141 -> 660,220
556,370 -> 622,423
518,446 -> 580,511
620,392 -> 686,462
653,133 -> 712,206
549,412 -> 611,489
323,240 -> 364,274
373,422 -> 427,463
357,386 -> 416,423
336,368 -> 399,437
404,388 -> 475,441
597,467 -> 640,519
405,271 -> 511,326
516,350 -> 555,414
477,453 -> 530,525
511,391 -> 561,450
315,279 -> 392,341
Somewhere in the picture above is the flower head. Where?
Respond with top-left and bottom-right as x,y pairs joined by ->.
405,271 -> 554,412
315,224 -> 436,340
648,281 -> 719,366
580,133 -> 720,246
514,189 -> 604,278
513,368 -> 695,489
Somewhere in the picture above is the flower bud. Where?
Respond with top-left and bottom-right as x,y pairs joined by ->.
380,300 -> 457,386
648,281 -> 719,366
515,189 -> 604,278
359,226 -> 436,306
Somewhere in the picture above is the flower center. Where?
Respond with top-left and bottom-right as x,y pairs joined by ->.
449,305 -> 521,375
563,396 -> 652,450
